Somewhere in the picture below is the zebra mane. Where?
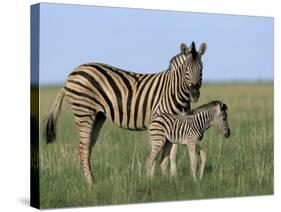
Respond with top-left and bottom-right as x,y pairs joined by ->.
169,53 -> 187,71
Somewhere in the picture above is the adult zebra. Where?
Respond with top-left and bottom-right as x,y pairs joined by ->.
44,42 -> 207,186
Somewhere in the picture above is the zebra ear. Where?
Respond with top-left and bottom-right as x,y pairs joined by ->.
180,43 -> 189,55
189,41 -> 197,59
198,43 -> 207,56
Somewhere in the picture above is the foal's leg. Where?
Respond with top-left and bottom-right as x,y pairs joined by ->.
146,136 -> 166,178
187,142 -> 197,182
159,141 -> 173,176
198,145 -> 207,180
170,144 -> 178,177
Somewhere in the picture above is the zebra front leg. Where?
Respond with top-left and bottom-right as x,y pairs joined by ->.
170,144 -> 178,177
146,137 -> 166,178
159,141 -> 173,176
198,146 -> 207,180
187,142 -> 197,182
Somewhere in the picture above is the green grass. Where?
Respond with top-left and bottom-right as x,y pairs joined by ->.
38,83 -> 273,208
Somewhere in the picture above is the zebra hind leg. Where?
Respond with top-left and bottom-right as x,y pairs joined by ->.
89,112 -> 106,178
76,112 -> 106,187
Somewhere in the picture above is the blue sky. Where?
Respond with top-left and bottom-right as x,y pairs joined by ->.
36,3 -> 273,85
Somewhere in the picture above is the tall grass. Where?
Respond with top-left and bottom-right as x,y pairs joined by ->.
38,83 -> 273,208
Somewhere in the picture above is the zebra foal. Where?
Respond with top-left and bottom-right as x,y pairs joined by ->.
147,100 -> 230,181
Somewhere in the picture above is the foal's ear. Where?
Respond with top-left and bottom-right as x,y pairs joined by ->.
219,102 -> 228,111
180,43 -> 189,55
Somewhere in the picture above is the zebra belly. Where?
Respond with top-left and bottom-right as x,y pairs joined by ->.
167,136 -> 186,145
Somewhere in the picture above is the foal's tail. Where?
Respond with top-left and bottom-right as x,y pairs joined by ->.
43,88 -> 65,144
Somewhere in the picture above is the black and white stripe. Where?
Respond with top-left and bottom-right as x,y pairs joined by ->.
44,42 -> 207,186
147,100 -> 230,180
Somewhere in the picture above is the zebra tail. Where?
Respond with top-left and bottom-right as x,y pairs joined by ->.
44,88 -> 65,144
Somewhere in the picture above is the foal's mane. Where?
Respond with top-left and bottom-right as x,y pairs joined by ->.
188,100 -> 227,116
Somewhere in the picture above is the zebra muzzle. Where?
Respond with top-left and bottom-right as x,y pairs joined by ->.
190,90 -> 200,102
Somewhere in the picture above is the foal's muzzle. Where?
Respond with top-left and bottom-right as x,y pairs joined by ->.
224,128 -> 230,138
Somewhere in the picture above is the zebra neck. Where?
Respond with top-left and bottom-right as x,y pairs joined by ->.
160,68 -> 191,113
194,110 -> 213,134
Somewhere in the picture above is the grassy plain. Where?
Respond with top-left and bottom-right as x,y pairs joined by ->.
38,83 -> 273,208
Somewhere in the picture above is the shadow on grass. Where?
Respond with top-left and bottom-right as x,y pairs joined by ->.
204,164 -> 214,174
